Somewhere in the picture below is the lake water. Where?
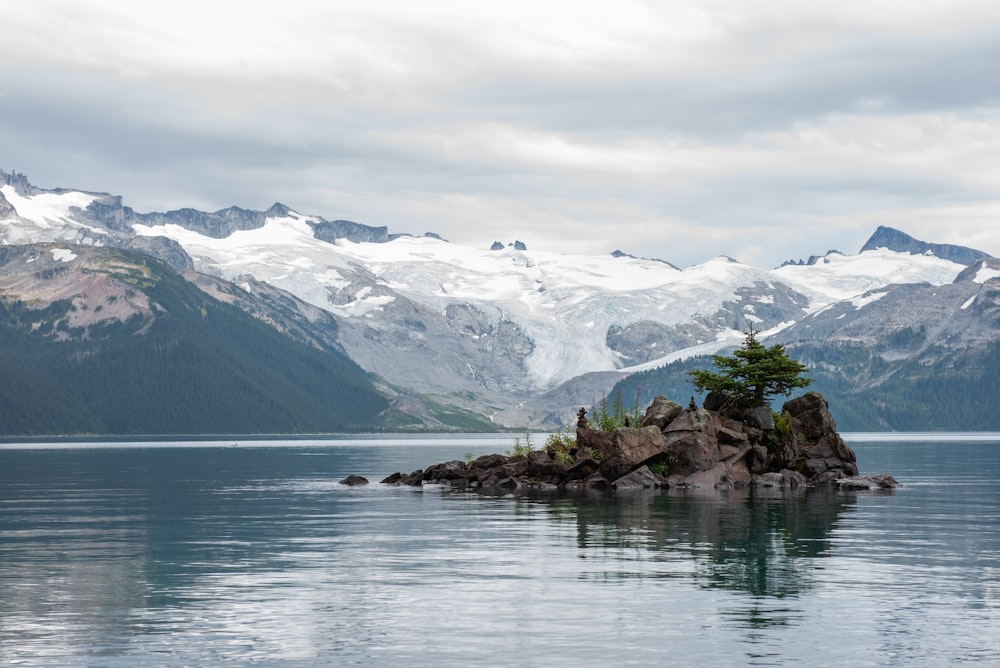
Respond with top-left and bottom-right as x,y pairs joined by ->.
1,433 -> 998,666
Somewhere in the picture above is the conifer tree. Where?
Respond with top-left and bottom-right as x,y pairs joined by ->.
687,327 -> 811,409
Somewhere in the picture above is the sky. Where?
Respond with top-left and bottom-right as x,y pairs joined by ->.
2,0 -> 1000,268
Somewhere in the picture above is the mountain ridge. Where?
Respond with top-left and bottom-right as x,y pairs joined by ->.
2,168 -> 997,432
861,225 -> 991,266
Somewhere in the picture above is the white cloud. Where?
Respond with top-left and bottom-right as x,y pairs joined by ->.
3,0 -> 1000,268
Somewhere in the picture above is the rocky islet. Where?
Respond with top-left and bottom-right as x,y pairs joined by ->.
367,391 -> 898,492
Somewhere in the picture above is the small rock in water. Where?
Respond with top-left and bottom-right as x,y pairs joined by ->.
835,473 -> 900,490
339,475 -> 370,486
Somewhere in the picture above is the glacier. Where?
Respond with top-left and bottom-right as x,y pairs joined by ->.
129,205 -> 966,391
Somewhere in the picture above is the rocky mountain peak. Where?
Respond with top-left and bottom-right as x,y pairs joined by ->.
779,250 -> 845,267
0,169 -> 35,194
861,225 -> 991,266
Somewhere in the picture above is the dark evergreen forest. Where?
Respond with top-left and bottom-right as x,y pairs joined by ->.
0,255 -> 388,435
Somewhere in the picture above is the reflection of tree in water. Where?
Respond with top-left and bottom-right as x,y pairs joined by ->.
534,488 -> 859,599
686,489 -> 854,598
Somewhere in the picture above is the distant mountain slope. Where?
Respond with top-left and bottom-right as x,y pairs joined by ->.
609,258 -> 1000,431
0,244 -> 388,435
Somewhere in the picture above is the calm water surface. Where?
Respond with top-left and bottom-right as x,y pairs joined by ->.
1,434 -> 998,666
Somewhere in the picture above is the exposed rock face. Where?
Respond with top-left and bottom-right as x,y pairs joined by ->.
781,392 -> 859,481
604,282 -> 809,367
125,235 -> 194,272
598,426 -> 668,482
663,408 -> 721,471
311,219 -> 390,244
380,391 -> 894,492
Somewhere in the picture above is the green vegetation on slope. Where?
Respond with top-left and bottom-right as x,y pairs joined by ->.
0,251 -> 388,435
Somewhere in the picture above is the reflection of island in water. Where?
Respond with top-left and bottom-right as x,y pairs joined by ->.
532,487 -> 875,599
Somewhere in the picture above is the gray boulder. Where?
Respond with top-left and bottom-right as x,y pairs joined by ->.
598,426 -> 668,482
339,475 -> 370,486
612,465 -> 658,490
640,395 -> 683,430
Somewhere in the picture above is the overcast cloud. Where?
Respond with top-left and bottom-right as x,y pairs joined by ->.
2,0 -> 999,267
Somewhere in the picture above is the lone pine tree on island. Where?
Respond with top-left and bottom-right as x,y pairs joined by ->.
687,327 -> 812,409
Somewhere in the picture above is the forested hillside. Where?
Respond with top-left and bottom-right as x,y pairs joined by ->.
0,248 -> 388,435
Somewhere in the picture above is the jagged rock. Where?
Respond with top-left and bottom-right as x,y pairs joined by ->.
495,477 -> 521,490
783,392 -> 858,477
664,474 -> 697,489
564,456 -> 601,481
727,457 -> 753,487
745,406 -> 774,430
525,449 -> 569,482
662,409 -> 718,474
339,475 -> 369,486
400,470 -> 425,486
612,465 -> 658,490
717,424 -> 749,446
575,427 -> 615,460
523,481 -> 560,491
682,465 -> 732,489
422,460 -> 471,482
702,390 -> 727,412
598,426 -> 668,482
476,459 -> 529,489
640,395 -> 683,430
473,453 -> 507,470
704,392 -> 774,430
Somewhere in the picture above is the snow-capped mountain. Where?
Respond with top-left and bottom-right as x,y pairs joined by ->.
1,169 -> 992,429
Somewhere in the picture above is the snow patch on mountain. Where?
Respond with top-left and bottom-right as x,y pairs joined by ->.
619,319 -> 798,375
620,329 -> 747,373
0,185 -> 103,243
851,290 -> 889,310
134,213 -> 355,311
51,248 -> 77,262
973,265 -> 1000,284
774,249 -> 963,307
